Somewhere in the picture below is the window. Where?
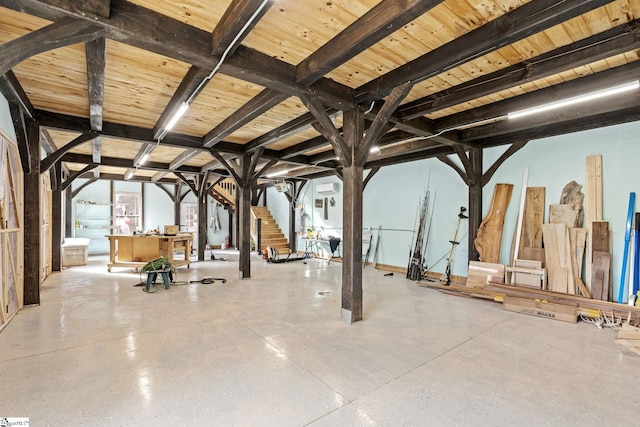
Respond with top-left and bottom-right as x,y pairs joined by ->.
181,203 -> 197,232
114,192 -> 142,233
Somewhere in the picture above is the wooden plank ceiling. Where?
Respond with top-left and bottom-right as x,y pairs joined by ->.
1,0 -> 640,185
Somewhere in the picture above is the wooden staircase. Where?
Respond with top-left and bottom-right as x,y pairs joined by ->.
251,206 -> 290,253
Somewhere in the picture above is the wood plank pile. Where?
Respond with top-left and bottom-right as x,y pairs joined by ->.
418,153 -> 640,352
418,279 -> 640,324
616,323 -> 640,356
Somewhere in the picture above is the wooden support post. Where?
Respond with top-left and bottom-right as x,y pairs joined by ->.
468,149 -> 482,262
255,217 -> 262,254
23,117 -> 40,305
341,107 -> 365,324
197,190 -> 207,261
342,162 -> 364,324
285,181 -> 299,253
49,162 -> 63,271
235,187 -> 240,250
173,184 -> 181,226
238,182 -> 252,278
227,206 -> 234,249
64,180 -> 72,238
51,186 -> 62,271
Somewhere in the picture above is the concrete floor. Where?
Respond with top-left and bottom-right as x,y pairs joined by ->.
1,251 -> 639,426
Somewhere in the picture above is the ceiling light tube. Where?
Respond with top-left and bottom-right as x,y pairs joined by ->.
138,153 -> 150,165
125,170 -> 135,180
164,102 -> 189,131
369,146 -> 380,153
267,169 -> 290,178
508,80 -> 640,120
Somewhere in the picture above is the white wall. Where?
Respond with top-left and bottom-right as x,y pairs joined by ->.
485,120 -> 640,301
0,94 -> 17,141
72,179 -> 111,253
266,185 -> 293,236
268,120 -> 640,293
143,183 -> 174,232
207,196 -> 230,247
289,162 -> 468,276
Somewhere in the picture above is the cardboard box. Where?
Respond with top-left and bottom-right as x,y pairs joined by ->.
503,296 -> 577,323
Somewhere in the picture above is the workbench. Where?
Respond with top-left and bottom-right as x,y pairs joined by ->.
300,237 -> 341,264
106,234 -> 193,272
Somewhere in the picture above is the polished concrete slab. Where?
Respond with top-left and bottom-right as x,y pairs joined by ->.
1,251 -> 639,426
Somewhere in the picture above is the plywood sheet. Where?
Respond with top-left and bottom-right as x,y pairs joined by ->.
543,223 -> 568,294
549,204 -> 581,228
467,261 -> 505,288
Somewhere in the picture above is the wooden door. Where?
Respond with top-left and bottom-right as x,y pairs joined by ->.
0,133 -> 24,328
41,172 -> 52,281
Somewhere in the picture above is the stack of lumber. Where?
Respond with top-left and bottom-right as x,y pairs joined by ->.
417,279 -> 640,324
511,186 -> 546,286
616,323 -> 640,356
585,155 -> 604,295
590,221 -> 611,301
542,223 -> 589,296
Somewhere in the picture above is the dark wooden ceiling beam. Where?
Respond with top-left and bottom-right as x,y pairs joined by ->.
60,152 -> 202,174
212,0 -> 275,57
463,91 -> 640,142
61,164 -> 99,192
40,132 -> 98,172
364,144 -> 455,169
300,94 -> 352,165
39,128 -> 58,154
0,16 -> 104,76
152,66 -> 211,140
203,89 -> 288,148
78,172 -> 181,184
398,19 -> 640,120
85,37 -> 106,163
474,105 -> 640,149
156,0 -> 276,145
357,82 -> 413,165
361,136 -> 442,164
309,129 -> 426,164
8,102 -> 32,173
237,0 -> 444,157
243,110 -> 328,153
1,0 -> 354,109
36,109 -> 203,150
279,135 -> 330,159
442,60 -> 640,136
356,0 -> 615,102
296,0 -> 443,85
0,70 -> 34,118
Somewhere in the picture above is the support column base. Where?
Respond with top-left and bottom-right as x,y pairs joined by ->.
341,308 -> 362,325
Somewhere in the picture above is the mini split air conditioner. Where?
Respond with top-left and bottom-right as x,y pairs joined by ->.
317,183 -> 338,194
274,181 -> 288,192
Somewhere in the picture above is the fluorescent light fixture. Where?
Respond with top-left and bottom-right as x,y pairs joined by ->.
138,153 -> 150,165
456,115 -> 507,130
369,146 -> 380,153
508,80 -> 640,120
125,170 -> 135,180
267,169 -> 290,178
164,102 -> 189,131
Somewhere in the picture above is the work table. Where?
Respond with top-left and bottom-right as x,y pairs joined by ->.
105,233 -> 193,272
